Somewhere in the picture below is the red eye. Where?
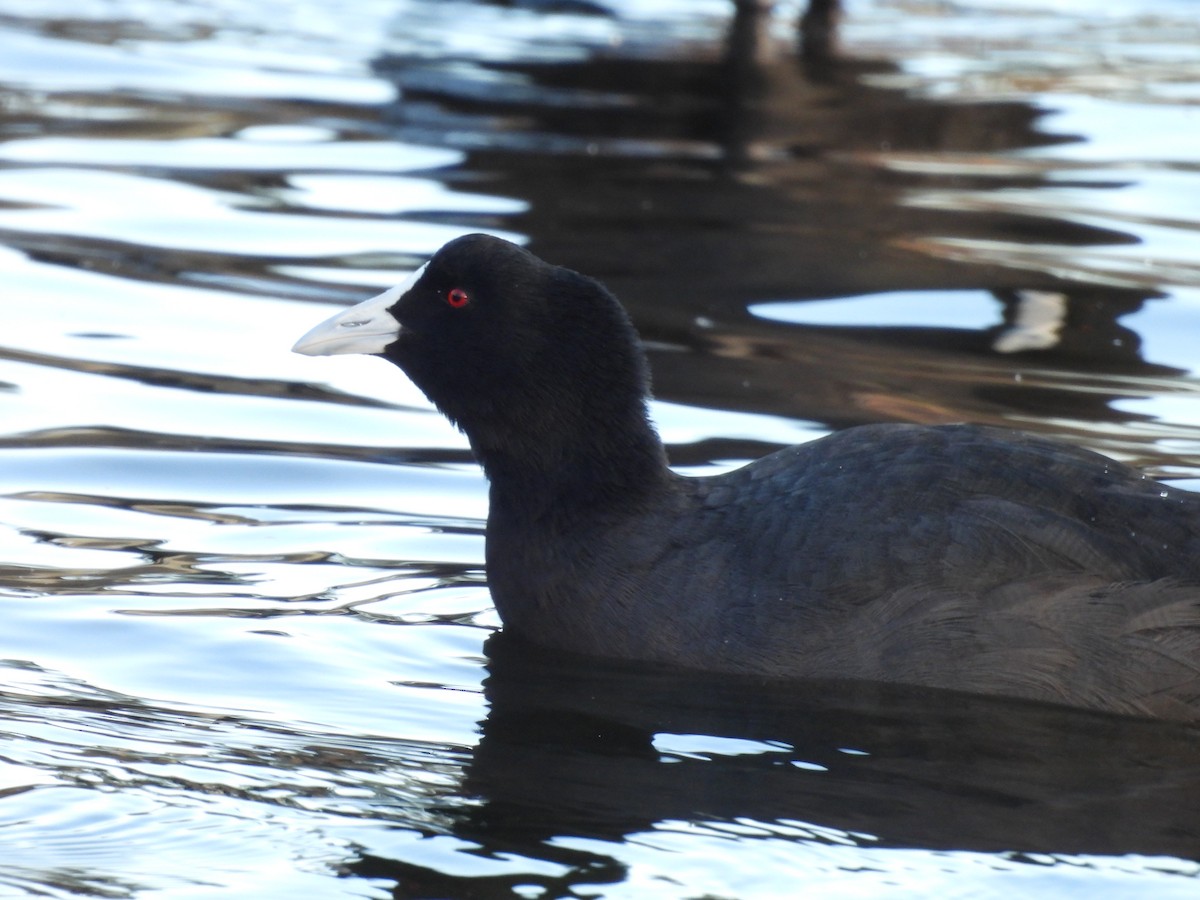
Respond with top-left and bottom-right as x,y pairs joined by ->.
446,288 -> 470,309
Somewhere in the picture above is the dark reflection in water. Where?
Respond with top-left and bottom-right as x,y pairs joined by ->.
373,1 -> 1183,451
348,633 -> 1200,897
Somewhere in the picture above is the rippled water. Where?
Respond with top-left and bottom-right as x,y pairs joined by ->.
2,0 -> 1199,896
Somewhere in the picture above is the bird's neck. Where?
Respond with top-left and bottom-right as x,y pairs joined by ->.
471,403 -> 671,518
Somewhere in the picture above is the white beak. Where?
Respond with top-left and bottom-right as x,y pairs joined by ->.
291,263 -> 427,356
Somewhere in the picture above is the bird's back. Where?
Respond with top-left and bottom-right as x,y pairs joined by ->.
489,424 -> 1200,718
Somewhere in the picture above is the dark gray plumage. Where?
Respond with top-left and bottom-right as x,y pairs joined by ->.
294,234 -> 1200,720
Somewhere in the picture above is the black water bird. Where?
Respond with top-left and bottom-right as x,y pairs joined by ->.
294,234 -> 1200,720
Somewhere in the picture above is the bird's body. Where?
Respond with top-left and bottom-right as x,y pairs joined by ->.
294,234 -> 1200,719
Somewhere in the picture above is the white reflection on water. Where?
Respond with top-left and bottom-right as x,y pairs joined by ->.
0,134 -> 460,171
752,290 -> 1000,330
0,27 -> 396,103
0,167 -> 475,256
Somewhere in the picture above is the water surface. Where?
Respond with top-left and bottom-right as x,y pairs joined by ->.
1,1 -> 1199,896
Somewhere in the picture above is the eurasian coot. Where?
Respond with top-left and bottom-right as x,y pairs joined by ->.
294,234 -> 1200,720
